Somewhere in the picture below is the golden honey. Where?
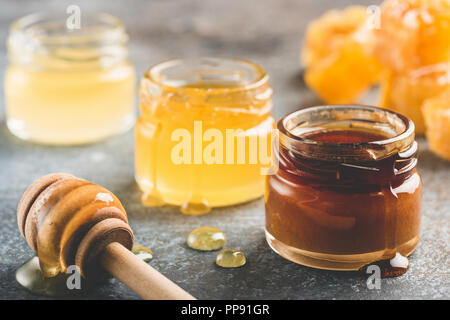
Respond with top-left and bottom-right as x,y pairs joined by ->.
5,13 -> 135,145
135,58 -> 274,214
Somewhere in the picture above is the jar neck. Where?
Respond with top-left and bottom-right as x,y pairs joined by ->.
8,13 -> 129,71
139,57 -> 273,124
276,105 -> 417,185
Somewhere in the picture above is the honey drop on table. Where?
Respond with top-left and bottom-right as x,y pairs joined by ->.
187,227 -> 226,251
360,253 -> 410,278
132,245 -> 154,262
216,249 -> 246,268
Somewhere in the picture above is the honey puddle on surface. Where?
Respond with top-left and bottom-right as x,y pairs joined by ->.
15,257 -> 93,297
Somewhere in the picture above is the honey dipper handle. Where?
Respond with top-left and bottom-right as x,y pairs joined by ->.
100,242 -> 196,300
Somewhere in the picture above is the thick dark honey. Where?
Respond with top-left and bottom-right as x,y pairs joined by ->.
265,106 -> 422,271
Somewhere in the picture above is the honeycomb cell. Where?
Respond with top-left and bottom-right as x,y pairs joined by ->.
373,0 -> 450,71
302,6 -> 381,104
422,89 -> 450,161
379,63 -> 450,134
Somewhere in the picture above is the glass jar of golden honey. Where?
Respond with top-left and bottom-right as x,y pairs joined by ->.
266,105 -> 422,270
136,57 -> 274,214
5,13 -> 135,145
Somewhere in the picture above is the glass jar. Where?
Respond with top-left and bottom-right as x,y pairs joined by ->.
266,105 -> 422,270
5,13 -> 135,145
135,57 -> 274,214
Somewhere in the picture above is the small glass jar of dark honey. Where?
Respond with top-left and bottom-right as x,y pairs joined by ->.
265,105 -> 422,270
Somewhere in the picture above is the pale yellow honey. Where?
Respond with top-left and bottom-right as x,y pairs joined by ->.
5,62 -> 135,145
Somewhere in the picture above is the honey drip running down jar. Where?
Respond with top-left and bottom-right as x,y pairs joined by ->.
265,105 -> 422,270
5,13 -> 136,145
135,57 -> 274,214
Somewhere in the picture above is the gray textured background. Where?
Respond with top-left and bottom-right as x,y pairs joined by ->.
0,0 -> 449,300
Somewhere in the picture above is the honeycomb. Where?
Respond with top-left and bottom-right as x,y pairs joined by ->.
379,63 -> 450,134
422,89 -> 450,161
373,0 -> 450,71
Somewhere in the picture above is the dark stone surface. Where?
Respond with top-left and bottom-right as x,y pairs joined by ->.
0,0 -> 449,300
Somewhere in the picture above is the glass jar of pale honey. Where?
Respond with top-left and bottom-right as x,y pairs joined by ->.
5,13 -> 135,145
136,57 -> 274,214
266,105 -> 422,270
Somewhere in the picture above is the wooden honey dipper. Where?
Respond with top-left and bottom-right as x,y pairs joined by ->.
17,173 -> 195,300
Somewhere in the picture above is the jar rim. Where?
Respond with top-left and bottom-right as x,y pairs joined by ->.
8,12 -> 129,70
143,57 -> 269,94
278,105 -> 415,162
9,12 -> 126,45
